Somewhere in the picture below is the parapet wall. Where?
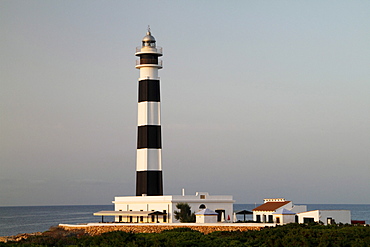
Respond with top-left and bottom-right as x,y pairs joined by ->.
59,223 -> 264,235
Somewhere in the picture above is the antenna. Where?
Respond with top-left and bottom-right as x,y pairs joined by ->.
147,25 -> 151,34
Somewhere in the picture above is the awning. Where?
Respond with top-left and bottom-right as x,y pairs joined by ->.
93,211 -> 166,217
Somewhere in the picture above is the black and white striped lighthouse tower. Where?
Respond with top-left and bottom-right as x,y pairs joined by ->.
135,28 -> 163,196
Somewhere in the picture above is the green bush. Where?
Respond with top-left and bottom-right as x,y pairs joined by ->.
3,224 -> 370,246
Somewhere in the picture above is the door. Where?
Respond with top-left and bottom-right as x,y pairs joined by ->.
215,209 -> 225,222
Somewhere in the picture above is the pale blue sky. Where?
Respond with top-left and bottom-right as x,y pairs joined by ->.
1,1 -> 369,206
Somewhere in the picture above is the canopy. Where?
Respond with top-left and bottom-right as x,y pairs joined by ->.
236,210 -> 253,215
93,211 -> 166,217
93,210 -> 167,223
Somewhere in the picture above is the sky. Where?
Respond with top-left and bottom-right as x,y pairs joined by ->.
1,1 -> 369,206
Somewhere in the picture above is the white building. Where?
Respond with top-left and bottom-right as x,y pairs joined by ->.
297,210 -> 351,225
252,198 -> 351,225
252,198 -> 307,223
108,192 -> 234,223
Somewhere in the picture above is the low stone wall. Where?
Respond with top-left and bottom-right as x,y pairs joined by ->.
60,224 -> 262,235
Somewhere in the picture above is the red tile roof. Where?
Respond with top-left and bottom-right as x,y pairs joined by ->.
252,201 -> 291,212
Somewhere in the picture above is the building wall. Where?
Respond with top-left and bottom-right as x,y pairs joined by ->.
181,201 -> 233,223
113,193 -> 234,223
274,214 -> 296,225
297,210 -> 351,225
196,215 -> 218,223
253,211 -> 274,223
253,202 -> 293,222
114,204 -> 171,223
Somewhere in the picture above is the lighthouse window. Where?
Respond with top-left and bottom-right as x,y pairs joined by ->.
140,54 -> 158,64
142,41 -> 155,47
200,195 -> 206,199
199,204 -> 206,209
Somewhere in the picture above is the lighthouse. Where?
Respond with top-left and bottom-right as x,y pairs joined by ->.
95,30 -> 234,223
135,28 -> 163,196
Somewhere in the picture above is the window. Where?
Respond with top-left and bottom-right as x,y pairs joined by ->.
163,210 -> 167,222
119,210 -> 122,222
276,217 -> 280,224
303,217 -> 315,223
256,215 -> 261,223
200,195 -> 206,199
199,204 -> 206,209
327,217 -> 333,224
268,215 -> 273,223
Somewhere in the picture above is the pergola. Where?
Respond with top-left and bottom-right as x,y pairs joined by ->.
236,210 -> 253,222
93,211 -> 167,223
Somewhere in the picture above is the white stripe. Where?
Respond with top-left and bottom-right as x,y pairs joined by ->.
136,149 -> 162,171
137,102 -> 161,126
139,67 -> 158,79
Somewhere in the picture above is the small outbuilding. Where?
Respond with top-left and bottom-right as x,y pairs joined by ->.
272,208 -> 296,225
195,208 -> 218,223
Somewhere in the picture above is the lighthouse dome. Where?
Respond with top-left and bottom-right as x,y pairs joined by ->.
142,31 -> 156,43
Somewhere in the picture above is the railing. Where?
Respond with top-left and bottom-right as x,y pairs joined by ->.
136,59 -> 163,66
136,46 -> 163,54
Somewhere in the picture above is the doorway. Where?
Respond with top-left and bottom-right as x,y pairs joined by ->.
215,209 -> 225,222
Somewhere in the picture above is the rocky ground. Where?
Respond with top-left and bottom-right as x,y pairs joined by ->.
0,232 -> 42,243
60,224 -> 262,235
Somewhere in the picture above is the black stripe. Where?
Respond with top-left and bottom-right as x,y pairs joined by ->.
137,125 -> 161,149
136,171 -> 163,196
138,80 -> 160,102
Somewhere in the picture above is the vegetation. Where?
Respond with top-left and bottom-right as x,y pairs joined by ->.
1,223 -> 370,246
173,203 -> 196,223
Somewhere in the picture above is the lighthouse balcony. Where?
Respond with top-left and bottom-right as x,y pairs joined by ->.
135,46 -> 163,56
136,59 -> 163,68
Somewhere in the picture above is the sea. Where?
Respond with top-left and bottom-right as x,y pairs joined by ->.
0,204 -> 369,237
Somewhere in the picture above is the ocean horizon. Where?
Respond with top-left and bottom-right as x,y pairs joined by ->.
1,204 -> 369,237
